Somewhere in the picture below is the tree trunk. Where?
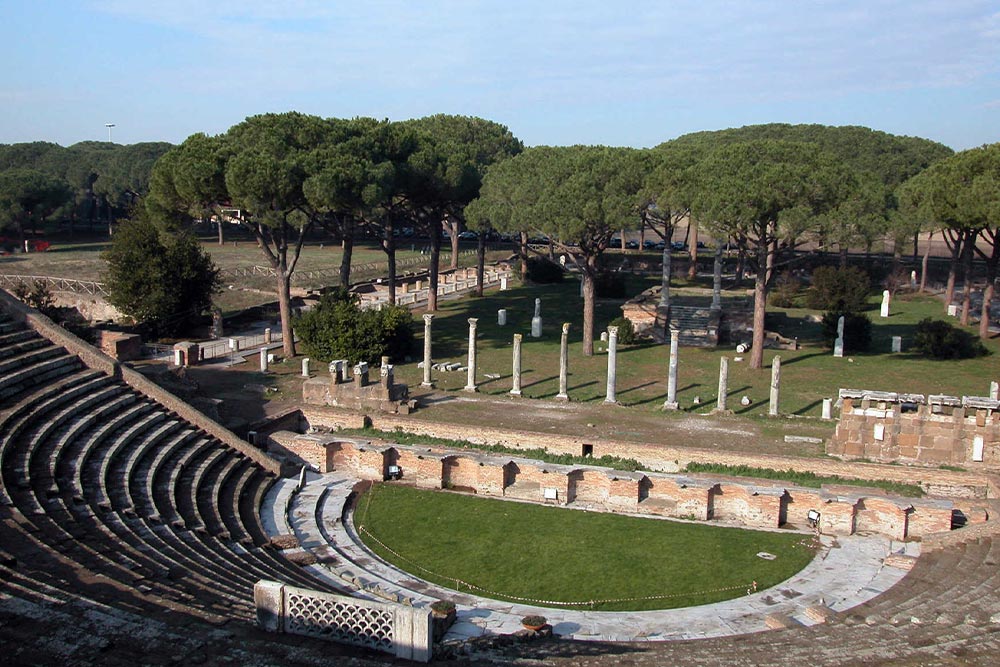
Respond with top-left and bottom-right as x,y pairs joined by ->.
582,266 -> 596,356
750,241 -> 768,370
448,219 -> 459,270
920,232 -> 932,293
944,231 -> 961,311
735,246 -> 745,285
960,229 -> 974,326
339,229 -> 354,288
276,271 -> 296,357
639,222 -> 645,251
687,219 -> 699,279
980,280 -> 995,339
475,232 -> 486,297
427,224 -> 441,312
384,219 -> 397,305
659,244 -> 671,309
839,245 -> 848,268
217,219 -> 224,245
912,232 -> 919,261
519,231 -> 529,280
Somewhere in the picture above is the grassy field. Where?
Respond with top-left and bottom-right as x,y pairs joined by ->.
0,229 -> 505,313
355,483 -> 818,611
390,276 -> 1000,419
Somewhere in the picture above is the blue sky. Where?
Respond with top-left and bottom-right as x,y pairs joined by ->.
2,1 -> 998,150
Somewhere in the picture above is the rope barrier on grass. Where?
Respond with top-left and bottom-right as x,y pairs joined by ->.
356,484 -> 759,608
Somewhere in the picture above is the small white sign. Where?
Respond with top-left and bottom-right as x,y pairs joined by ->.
543,487 -> 558,500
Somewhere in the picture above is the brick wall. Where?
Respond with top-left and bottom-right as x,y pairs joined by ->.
279,427 -> 967,540
830,396 -> 1000,469
301,405 -> 996,499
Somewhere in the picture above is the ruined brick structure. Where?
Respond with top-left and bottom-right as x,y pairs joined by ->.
302,359 -> 414,414
828,389 -> 1000,469
266,431 -> 959,541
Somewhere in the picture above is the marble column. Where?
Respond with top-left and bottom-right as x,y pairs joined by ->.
769,355 -> 781,417
259,348 -> 268,373
716,356 -> 729,412
510,333 -> 523,396
711,241 -> 723,310
605,325 -> 619,404
421,314 -> 434,387
663,329 -> 680,409
464,318 -> 478,392
301,357 -> 310,378
556,323 -> 570,401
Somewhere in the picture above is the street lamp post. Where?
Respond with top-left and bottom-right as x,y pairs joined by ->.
105,123 -> 116,142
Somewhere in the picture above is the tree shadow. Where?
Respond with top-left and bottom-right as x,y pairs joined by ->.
793,399 -> 824,416
779,351 -> 827,366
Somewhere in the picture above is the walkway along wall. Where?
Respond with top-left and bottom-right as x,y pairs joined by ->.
299,405 -> 997,500
266,431 -> 958,541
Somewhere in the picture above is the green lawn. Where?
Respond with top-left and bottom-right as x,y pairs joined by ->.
392,277 -> 1000,418
355,483 -> 818,611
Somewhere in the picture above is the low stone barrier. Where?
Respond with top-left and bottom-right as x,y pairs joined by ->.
254,580 -> 432,662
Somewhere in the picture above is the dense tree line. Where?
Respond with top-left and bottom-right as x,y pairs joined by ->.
0,141 -> 172,246
8,119 -> 994,368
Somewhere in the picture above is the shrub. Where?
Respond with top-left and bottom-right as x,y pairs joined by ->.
608,317 -> 636,345
768,272 -> 801,308
294,289 -> 415,364
521,615 -> 547,628
912,318 -> 988,359
12,280 -> 56,317
594,270 -> 627,298
820,311 -> 872,352
520,257 -> 564,284
806,266 -> 871,313
430,600 -> 455,615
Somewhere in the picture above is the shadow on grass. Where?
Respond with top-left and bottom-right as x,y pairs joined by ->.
792,399 -> 825,416
522,374 -> 559,390
779,351 -> 827,366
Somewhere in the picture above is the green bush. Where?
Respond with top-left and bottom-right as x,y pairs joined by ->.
608,317 -> 636,345
595,271 -> 627,298
820,311 -> 872,352
294,289 -> 415,364
912,318 -> 988,360
768,272 -> 801,308
806,266 -> 871,313
520,257 -> 564,284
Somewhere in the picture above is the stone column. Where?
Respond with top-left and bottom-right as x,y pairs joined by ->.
498,309 -> 507,326
822,398 -> 833,420
421,314 -> 434,388
510,333 -> 523,396
531,298 -> 542,338
711,241 -> 723,310
556,323 -> 570,401
259,348 -> 268,373
663,329 -> 679,409
301,357 -> 310,377
769,355 -> 781,416
833,315 -> 845,358
264,327 -> 272,344
880,290 -> 891,318
989,381 -> 999,401
716,356 -> 729,412
464,318 -> 478,392
605,325 -> 619,404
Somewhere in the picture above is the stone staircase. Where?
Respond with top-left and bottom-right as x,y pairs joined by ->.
668,305 -> 720,347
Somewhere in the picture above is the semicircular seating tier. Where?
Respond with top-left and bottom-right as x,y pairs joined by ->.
2,297 -> 1000,666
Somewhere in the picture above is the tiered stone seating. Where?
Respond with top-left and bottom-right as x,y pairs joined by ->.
0,310 -> 342,637
3,305 -> 1000,666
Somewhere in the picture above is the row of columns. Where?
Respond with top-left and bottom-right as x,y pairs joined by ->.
420,314 -> 789,415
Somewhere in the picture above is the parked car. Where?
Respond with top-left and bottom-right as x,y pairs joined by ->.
458,231 -> 478,240
671,241 -> 687,251
625,240 -> 640,249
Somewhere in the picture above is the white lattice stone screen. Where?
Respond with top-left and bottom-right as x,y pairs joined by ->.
254,580 -> 432,662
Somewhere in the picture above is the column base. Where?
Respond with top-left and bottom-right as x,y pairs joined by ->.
463,386 -> 478,392
604,398 -> 619,405
509,390 -> 522,396
710,408 -> 732,415
662,401 -> 680,410
420,382 -> 435,388
555,393 -> 569,401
